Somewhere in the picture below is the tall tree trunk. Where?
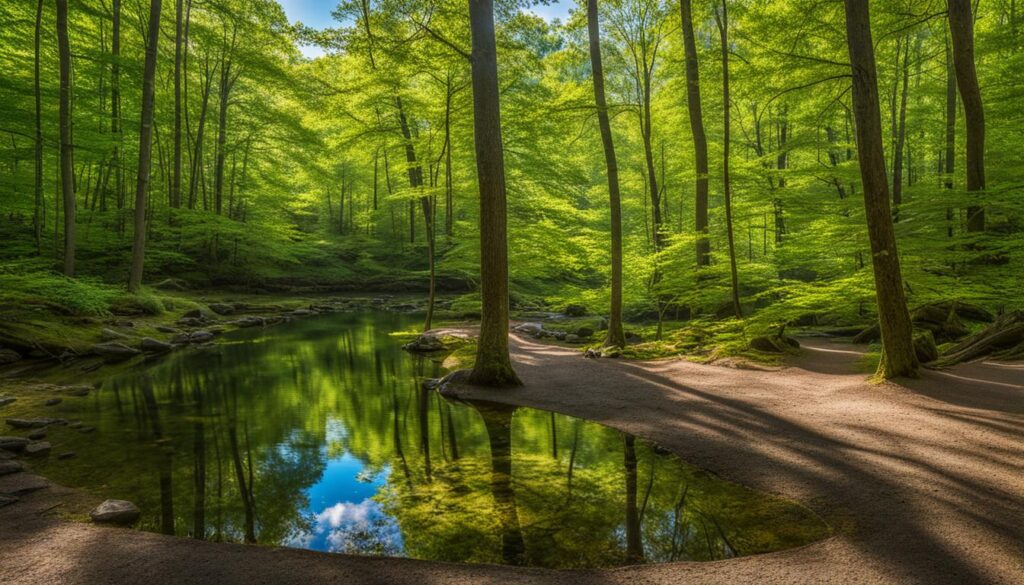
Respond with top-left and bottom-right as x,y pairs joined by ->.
57,0 -> 75,276
641,68 -> 661,251
680,0 -> 710,266
395,98 -> 436,331
587,0 -> 625,349
189,57 -> 212,209
128,0 -> 162,293
110,0 -> 122,215
214,59 -> 232,216
444,76 -> 454,238
33,0 -> 43,253
944,32 -> 957,237
892,35 -> 910,219
467,0 -> 520,386
948,0 -> 985,231
843,0 -> 919,379
716,0 -> 741,318
171,0 -> 183,208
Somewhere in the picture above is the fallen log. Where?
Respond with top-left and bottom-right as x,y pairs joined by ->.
936,311 -> 1024,366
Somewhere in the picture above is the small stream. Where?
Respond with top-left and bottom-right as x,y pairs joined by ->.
22,311 -> 828,568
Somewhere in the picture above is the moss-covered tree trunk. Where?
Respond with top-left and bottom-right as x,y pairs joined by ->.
467,0 -> 520,387
586,0 -> 626,349
843,0 -> 919,379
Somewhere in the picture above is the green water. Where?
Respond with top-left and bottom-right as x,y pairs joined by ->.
25,311 -> 828,567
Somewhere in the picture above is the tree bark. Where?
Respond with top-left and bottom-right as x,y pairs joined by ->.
944,31 -> 957,237
715,0 -> 742,318
843,0 -> 919,379
57,0 -> 75,276
587,0 -> 626,349
467,0 -> 520,386
128,0 -> 163,292
33,0 -> 43,253
679,0 -> 710,266
948,0 -> 985,231
171,0 -> 183,208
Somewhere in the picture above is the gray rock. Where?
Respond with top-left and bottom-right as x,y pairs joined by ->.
6,418 -> 67,429
0,460 -> 24,476
44,398 -> 62,407
27,430 -> 46,440
0,437 -> 29,451
231,316 -> 265,328
24,442 -> 51,456
90,499 -> 140,524
513,322 -> 545,337
402,334 -> 445,352
0,397 -> 16,408
189,331 -> 214,343
208,303 -> 236,315
91,342 -> 141,360
100,328 -> 130,342
0,348 -> 21,365
155,325 -> 178,334
139,337 -> 172,353
552,331 -> 567,341
290,308 -> 314,316
0,473 -> 50,496
0,494 -> 17,508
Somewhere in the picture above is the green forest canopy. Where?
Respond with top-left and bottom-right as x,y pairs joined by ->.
0,0 -> 1021,345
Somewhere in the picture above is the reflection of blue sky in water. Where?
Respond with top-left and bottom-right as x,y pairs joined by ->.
287,419 -> 403,554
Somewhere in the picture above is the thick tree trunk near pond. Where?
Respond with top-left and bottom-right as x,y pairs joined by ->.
948,0 -> 986,232
467,0 -> 520,387
128,0 -> 162,293
57,0 -> 76,277
680,0 -> 710,267
587,0 -> 626,349
843,0 -> 919,379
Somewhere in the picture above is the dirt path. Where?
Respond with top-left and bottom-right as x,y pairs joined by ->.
1,336 -> 1021,584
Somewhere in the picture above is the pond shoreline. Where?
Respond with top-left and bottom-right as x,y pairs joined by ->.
1,334 -> 1021,583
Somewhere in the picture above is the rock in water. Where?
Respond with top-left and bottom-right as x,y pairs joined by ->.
91,342 -> 141,360
139,337 -> 172,353
90,499 -> 140,524
402,334 -> 446,352
189,331 -> 215,343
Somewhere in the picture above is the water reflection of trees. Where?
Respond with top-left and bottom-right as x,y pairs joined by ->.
37,313 -> 827,567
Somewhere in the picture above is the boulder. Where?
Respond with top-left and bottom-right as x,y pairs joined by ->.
207,303 -> 236,316
139,337 -> 172,353
91,342 -> 141,360
155,325 -> 178,334
564,303 -> 587,317
189,331 -> 215,343
6,418 -> 67,429
0,437 -> 29,452
0,348 -> 21,365
90,499 -> 141,524
24,442 -> 51,457
99,328 -> 130,342
0,460 -> 24,476
403,334 -> 445,352
232,316 -> 265,328
512,322 -> 545,337
0,473 -> 49,496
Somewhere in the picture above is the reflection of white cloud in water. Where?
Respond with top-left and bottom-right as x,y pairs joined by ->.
313,499 -> 403,555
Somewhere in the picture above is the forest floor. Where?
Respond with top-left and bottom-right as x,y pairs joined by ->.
1,335 -> 1021,584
